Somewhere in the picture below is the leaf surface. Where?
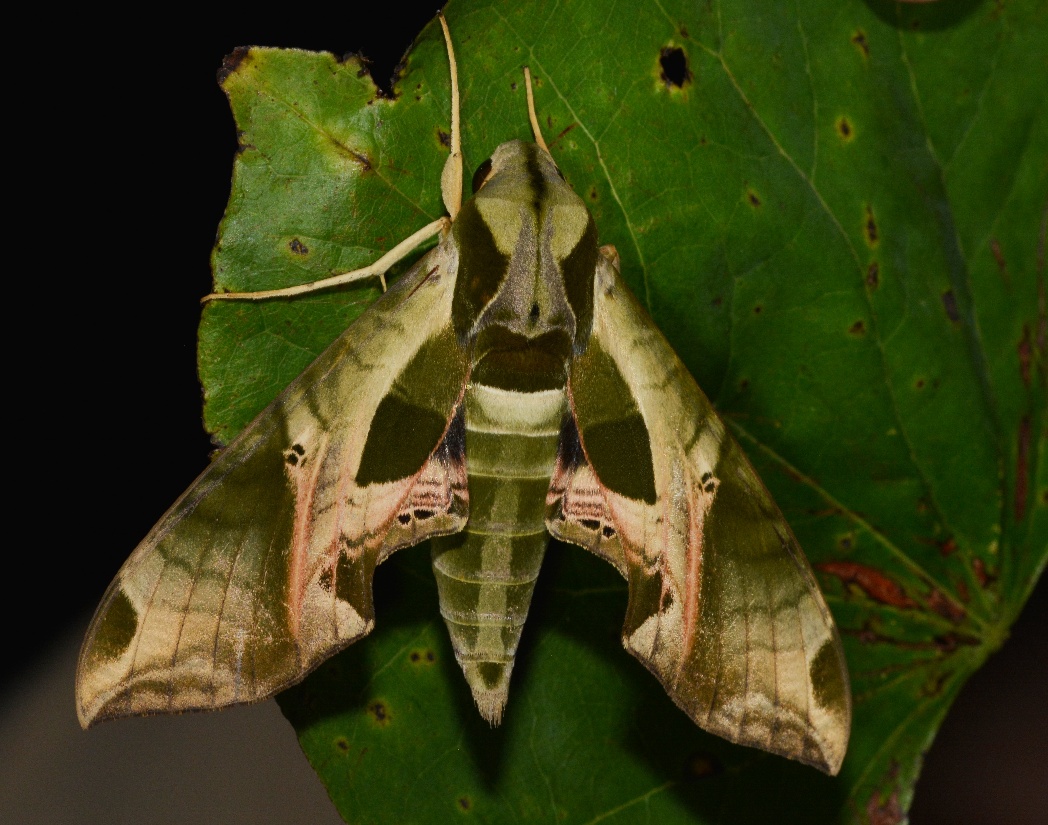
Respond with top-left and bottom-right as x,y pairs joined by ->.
201,1 -> 1047,822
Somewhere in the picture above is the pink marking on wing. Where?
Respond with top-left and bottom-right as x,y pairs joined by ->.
680,473 -> 705,663
287,436 -> 329,639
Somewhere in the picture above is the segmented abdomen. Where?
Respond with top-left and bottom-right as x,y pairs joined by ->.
430,382 -> 566,723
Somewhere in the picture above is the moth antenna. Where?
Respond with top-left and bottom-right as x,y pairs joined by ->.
438,12 -> 463,219
523,67 -> 550,155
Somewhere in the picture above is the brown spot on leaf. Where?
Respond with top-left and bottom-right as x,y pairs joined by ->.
738,378 -> 750,392
990,237 -> 1008,282
747,189 -> 762,208
1018,325 -> 1033,387
289,238 -> 309,255
972,557 -> 998,588
838,535 -> 854,551
753,304 -> 763,314
437,128 -> 451,148
550,122 -> 578,150
938,536 -> 957,556
711,295 -> 723,308
864,205 -> 879,248
921,671 -> 950,697
659,46 -> 692,88
955,580 -> 970,603
409,648 -> 436,665
849,320 -> 866,335
915,378 -> 926,390
684,752 -> 723,778
1016,415 -> 1032,521
588,186 -> 598,201
941,290 -> 960,322
867,788 -> 904,825
335,737 -> 349,753
836,116 -> 853,141
218,46 -> 250,84
851,31 -> 870,59
367,700 -> 391,726
866,261 -> 880,288
926,589 -> 966,623
457,796 -> 472,812
817,561 -> 917,609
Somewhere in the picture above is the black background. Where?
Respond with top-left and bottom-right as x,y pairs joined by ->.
11,4 -> 1045,823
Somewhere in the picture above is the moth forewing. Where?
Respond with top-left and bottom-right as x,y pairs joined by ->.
78,14 -> 850,776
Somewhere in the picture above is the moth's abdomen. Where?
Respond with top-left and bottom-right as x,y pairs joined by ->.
430,382 -> 566,724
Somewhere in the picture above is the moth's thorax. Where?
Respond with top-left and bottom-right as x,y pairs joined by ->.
452,140 -> 599,385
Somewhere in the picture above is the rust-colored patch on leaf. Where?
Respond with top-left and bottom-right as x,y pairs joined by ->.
864,205 -> 879,248
851,30 -> 870,59
866,261 -> 880,289
1018,325 -> 1033,387
549,122 -> 578,150
972,557 -> 998,588
941,290 -> 960,322
926,588 -> 966,623
955,580 -> 970,603
990,237 -> 1008,282
1016,415 -> 1032,521
867,762 -> 904,825
817,562 -> 916,609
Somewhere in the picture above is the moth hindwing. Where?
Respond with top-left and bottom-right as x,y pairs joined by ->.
77,15 -> 851,776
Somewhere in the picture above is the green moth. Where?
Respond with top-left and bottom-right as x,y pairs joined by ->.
77,15 -> 851,775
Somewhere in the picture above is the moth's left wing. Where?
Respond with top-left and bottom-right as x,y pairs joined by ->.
548,250 -> 851,774
77,241 -> 469,727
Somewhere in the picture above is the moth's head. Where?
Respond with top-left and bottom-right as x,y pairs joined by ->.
451,139 -> 598,362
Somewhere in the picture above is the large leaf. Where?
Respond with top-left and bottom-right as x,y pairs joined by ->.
200,1 -> 1047,822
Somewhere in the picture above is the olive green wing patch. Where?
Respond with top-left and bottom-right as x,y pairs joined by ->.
553,252 -> 851,775
77,242 -> 470,728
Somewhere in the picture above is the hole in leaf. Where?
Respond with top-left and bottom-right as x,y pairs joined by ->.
659,46 -> 692,88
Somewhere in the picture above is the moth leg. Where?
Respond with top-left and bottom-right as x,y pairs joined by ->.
202,216 -> 450,303
437,12 -> 462,220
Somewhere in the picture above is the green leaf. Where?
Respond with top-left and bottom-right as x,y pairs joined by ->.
201,1 -> 1047,822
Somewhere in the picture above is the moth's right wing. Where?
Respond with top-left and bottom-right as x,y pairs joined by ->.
77,239 -> 470,727
549,250 -> 850,774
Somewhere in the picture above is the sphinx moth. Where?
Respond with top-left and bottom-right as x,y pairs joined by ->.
77,15 -> 851,775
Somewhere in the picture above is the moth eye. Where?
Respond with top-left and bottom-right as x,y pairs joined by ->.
471,157 -> 493,193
